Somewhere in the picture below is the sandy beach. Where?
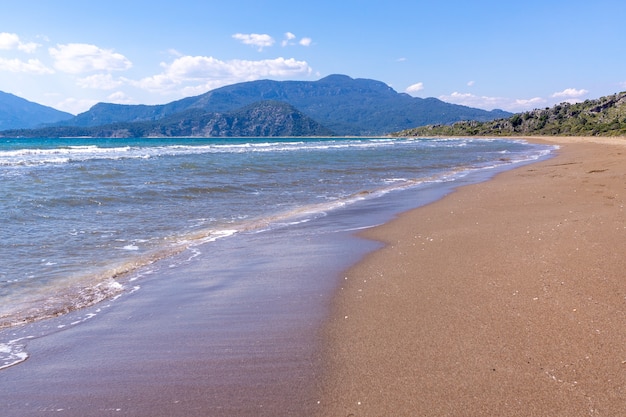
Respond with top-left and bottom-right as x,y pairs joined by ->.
316,137 -> 626,416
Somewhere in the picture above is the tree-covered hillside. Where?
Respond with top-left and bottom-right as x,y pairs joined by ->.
0,101 -> 334,138
394,92 -> 626,137
50,75 -> 511,136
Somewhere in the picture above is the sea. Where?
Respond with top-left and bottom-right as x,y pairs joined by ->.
0,136 -> 556,372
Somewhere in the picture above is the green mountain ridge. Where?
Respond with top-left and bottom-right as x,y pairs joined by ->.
45,74 -> 511,137
1,101 -> 334,138
394,92 -> 626,137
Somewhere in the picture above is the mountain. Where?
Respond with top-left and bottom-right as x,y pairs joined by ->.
55,75 -> 511,136
394,92 -> 626,137
0,91 -> 73,130
0,101 -> 334,138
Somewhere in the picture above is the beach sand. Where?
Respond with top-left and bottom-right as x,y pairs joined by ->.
316,137 -> 626,416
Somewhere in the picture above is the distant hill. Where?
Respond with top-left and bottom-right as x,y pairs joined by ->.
394,92 -> 626,137
0,91 -> 73,130
0,101 -> 334,138
52,74 -> 511,136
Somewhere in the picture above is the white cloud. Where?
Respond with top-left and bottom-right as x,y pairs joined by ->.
135,72 -> 179,92
167,48 -> 184,57
551,88 -> 588,99
467,80 -> 475,87
107,91 -> 134,104
439,91 -> 547,112
49,43 -> 132,74
136,55 -> 313,95
550,88 -> 588,105
76,73 -> 126,89
0,32 -> 19,48
55,97 -> 99,115
405,82 -> 424,95
232,33 -> 275,51
0,57 -> 54,74
512,97 -> 546,108
281,32 -> 311,47
282,32 -> 296,46
0,32 -> 40,53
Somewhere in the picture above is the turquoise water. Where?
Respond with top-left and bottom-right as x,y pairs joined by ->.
0,136 -> 554,335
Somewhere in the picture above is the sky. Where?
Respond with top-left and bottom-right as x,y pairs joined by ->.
1,0 -> 625,115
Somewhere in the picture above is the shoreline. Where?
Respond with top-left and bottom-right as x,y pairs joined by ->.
316,137 -> 626,416
1,136 -> 620,416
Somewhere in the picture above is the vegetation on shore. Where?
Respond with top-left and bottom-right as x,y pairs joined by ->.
393,91 -> 626,137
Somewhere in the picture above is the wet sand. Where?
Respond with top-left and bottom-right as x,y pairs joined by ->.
316,137 -> 626,416
0,223 -> 377,417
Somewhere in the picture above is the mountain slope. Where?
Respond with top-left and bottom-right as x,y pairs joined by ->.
394,92 -> 626,137
58,75 -> 511,136
0,101 -> 334,138
142,100 -> 335,137
0,91 -> 73,130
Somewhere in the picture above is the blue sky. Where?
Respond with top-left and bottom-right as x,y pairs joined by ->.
1,0 -> 625,115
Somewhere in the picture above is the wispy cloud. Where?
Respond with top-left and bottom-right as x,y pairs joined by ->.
53,89 -> 135,114
106,91 -> 134,104
55,97 -> 99,115
232,33 -> 275,51
0,57 -> 53,74
135,55 -> 313,96
548,87 -> 589,105
405,82 -> 424,95
49,43 -> 132,74
512,97 -> 546,109
282,32 -> 296,47
76,73 -> 126,90
281,32 -> 312,47
551,87 -> 588,99
166,48 -> 184,58
0,32 -> 40,53
439,91 -> 547,112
